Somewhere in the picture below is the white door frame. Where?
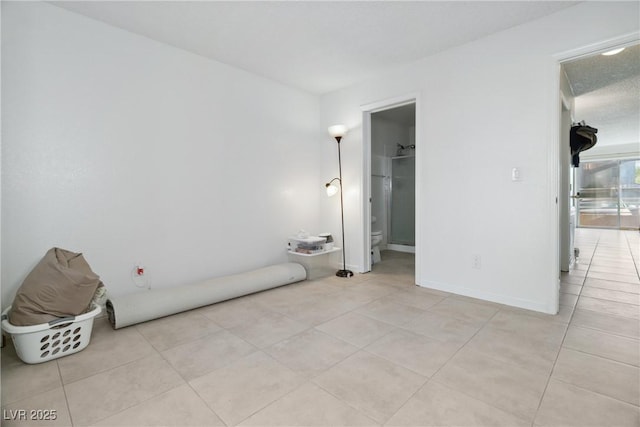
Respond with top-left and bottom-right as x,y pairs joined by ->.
361,93 -> 421,280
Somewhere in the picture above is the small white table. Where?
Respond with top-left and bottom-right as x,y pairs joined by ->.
287,248 -> 341,279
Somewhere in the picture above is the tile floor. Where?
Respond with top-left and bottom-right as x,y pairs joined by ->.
2,228 -> 639,426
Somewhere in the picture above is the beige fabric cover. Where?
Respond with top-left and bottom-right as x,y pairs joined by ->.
9,248 -> 103,326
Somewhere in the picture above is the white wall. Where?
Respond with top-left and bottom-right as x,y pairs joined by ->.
320,1 -> 639,313
1,2 -> 322,306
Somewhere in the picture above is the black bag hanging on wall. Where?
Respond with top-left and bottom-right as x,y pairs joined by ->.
570,123 -> 598,167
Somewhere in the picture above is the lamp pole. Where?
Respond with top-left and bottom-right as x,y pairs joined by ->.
333,133 -> 353,278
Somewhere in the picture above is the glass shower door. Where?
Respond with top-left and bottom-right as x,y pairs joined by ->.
390,156 -> 415,245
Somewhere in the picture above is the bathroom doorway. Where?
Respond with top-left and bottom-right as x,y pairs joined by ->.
367,101 -> 416,268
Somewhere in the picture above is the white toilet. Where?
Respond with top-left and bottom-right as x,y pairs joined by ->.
371,216 -> 382,264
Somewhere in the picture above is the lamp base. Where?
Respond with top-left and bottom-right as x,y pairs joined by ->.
336,269 -> 354,278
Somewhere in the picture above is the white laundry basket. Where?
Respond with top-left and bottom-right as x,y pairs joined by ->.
1,304 -> 101,364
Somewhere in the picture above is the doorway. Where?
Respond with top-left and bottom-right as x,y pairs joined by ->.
361,94 -> 419,275
556,35 -> 639,312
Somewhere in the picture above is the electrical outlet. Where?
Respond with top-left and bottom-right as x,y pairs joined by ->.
473,255 -> 481,269
132,263 -> 149,288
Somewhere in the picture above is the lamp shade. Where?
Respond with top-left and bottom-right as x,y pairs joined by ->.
328,124 -> 348,139
326,184 -> 339,197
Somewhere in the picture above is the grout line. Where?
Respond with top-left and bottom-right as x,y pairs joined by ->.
625,230 -> 640,279
551,376 -> 640,408
57,360 -> 76,427
531,231 -> 600,423
560,344 -> 640,369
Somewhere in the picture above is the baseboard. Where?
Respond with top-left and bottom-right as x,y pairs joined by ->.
417,279 -> 556,314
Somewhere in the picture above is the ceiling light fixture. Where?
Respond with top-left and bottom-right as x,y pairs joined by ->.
601,47 -> 625,56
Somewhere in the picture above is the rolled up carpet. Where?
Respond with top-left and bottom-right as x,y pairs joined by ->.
106,262 -> 306,329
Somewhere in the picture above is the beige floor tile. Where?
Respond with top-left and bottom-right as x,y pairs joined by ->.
561,274 -> 586,285
557,303 -> 576,323
270,293 -> 366,326
564,325 -> 639,366
552,348 -> 640,405
487,310 -> 568,339
335,279 -> 401,300
355,298 -> 425,326
247,284 -> 313,313
295,278 -> 346,295
239,382 -> 378,426
535,379 -> 640,427
412,285 -> 451,298
588,264 -> 638,276
445,294 -> 504,309
588,270 -> 640,285
91,384 -> 224,426
313,351 -> 426,423
197,296 -> 279,329
560,292 -> 579,307
591,251 -> 634,260
585,277 -> 640,294
162,329 -> 256,380
229,310 -> 311,348
432,348 -> 549,420
571,308 -> 640,339
365,329 -> 460,377
58,318 -> 156,384
501,304 -> 574,324
577,296 -> 640,319
562,268 -> 588,278
1,387 -> 71,427
427,298 -> 498,323
560,283 -> 583,295
1,344 -> 62,405
594,261 -> 636,269
400,311 -> 484,344
315,312 -> 396,348
338,287 -> 391,306
384,276 -> 419,290
592,252 -> 634,261
65,354 -> 184,426
189,351 -> 304,426
572,261 -> 590,271
386,381 -> 530,427
383,287 -> 446,310
322,273 -> 380,286
265,329 -> 358,378
580,286 -> 640,305
464,326 -> 560,373
135,310 -> 222,351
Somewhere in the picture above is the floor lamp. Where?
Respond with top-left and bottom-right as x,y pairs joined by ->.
325,124 -> 354,278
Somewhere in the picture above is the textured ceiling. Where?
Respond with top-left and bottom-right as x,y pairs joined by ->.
563,44 -> 640,147
51,1 -> 578,94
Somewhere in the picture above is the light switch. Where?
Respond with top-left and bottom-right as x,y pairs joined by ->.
511,167 -> 522,181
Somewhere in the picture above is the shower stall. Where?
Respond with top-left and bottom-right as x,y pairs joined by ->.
388,155 -> 415,249
370,103 -> 416,256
